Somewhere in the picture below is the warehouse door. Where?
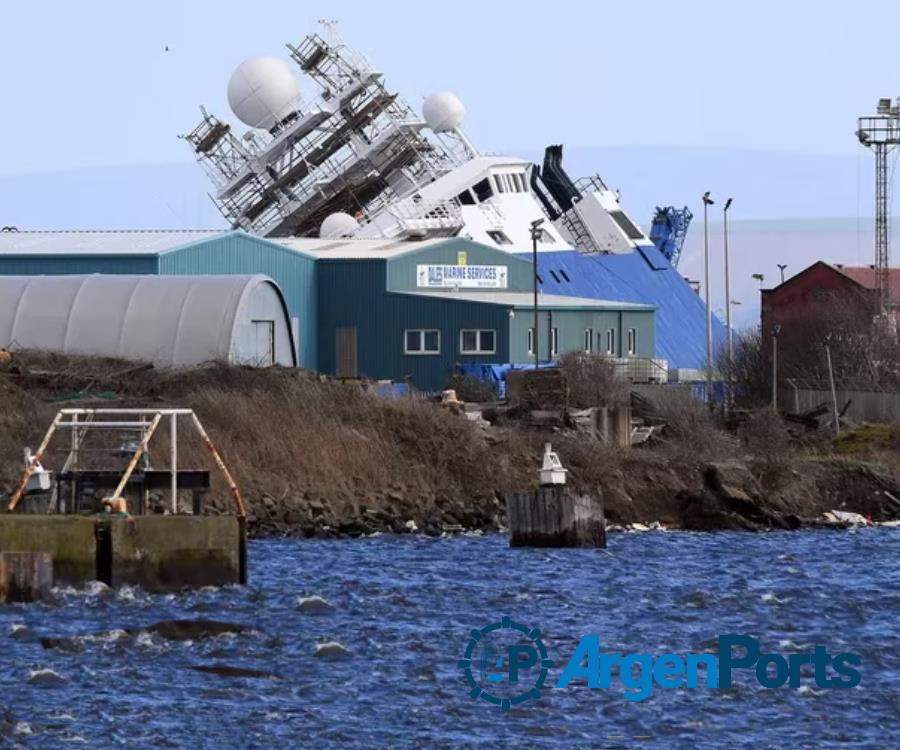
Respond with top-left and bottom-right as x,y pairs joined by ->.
336,327 -> 358,378
252,320 -> 275,366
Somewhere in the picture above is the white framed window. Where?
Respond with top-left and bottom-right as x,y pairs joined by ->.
404,329 -> 440,355
627,327 -> 637,356
584,328 -> 593,353
550,327 -> 559,357
527,327 -> 535,356
605,328 -> 616,356
460,329 -> 496,355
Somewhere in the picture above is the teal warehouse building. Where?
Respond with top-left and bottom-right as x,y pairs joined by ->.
0,230 -> 318,369
0,230 -> 656,391
274,236 -> 655,390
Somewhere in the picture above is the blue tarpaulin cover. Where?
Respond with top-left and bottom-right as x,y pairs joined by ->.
520,247 -> 727,370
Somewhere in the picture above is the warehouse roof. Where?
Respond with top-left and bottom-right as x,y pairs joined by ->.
399,290 -> 654,311
0,229 -> 222,255
0,274 -> 295,367
273,236 -> 449,258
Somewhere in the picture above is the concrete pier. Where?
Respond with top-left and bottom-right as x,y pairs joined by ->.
506,486 -> 606,548
0,516 -> 246,591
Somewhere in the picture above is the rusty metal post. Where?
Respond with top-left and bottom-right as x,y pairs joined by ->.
109,414 -> 162,504
7,412 -> 63,512
190,413 -> 246,518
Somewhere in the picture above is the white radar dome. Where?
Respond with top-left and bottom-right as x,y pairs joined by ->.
320,212 -> 359,240
422,91 -> 465,133
227,56 -> 302,130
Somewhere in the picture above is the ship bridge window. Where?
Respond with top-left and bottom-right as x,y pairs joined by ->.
456,189 -> 476,205
472,178 -> 494,202
494,173 -> 527,194
487,230 -> 512,246
609,210 -> 646,240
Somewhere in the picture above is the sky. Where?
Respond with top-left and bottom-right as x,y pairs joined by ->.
3,0 -> 900,328
2,0 -> 899,173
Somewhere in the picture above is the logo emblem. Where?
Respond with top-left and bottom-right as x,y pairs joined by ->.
459,616 -> 554,711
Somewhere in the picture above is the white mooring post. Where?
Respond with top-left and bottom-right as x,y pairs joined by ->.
505,444 -> 605,548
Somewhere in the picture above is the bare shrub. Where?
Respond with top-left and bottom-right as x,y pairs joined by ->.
738,410 -> 794,482
643,386 -> 735,463
443,373 -> 497,403
717,329 -> 769,408
558,352 -> 629,408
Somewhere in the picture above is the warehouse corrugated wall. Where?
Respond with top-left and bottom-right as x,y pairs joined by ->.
159,232 -> 317,369
0,231 -> 318,370
0,255 -> 158,275
318,259 -> 510,390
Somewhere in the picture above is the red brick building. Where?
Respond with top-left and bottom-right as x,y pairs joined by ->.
761,262 -> 900,338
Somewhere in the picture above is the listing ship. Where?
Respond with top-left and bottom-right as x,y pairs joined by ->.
182,22 -> 719,374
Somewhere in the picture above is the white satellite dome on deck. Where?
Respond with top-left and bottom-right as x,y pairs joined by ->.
227,56 -> 302,130
422,91 -> 465,133
320,212 -> 359,239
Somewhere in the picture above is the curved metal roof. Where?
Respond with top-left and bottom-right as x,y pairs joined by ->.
0,274 -> 296,367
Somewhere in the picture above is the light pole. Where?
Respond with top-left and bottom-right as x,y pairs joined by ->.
702,191 -> 715,406
771,324 -> 781,413
723,197 -> 733,407
530,218 -> 544,369
777,264 -> 788,284
752,273 -> 765,288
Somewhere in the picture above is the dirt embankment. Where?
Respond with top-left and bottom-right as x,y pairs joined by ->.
2,352 -> 899,537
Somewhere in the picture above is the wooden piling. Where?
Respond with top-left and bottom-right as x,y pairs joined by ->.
505,486 -> 606,548
0,552 -> 53,603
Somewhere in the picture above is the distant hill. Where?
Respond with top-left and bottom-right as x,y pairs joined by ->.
0,163 -> 224,231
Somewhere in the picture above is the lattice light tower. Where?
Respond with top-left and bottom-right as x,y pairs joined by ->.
857,98 -> 900,314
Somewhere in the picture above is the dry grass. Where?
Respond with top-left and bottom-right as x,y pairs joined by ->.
0,352 -> 530,520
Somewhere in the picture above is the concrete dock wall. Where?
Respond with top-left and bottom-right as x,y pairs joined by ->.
0,517 -> 96,583
0,515 -> 245,590
109,516 -> 244,590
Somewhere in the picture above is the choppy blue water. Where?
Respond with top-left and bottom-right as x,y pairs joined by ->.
1,529 -> 899,749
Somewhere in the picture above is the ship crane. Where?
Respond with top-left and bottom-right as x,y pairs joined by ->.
649,206 -> 693,268
857,98 -> 900,315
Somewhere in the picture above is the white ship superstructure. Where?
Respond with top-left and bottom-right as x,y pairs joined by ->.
182,22 -> 654,255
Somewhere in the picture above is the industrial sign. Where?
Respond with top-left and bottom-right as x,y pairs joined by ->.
417,264 -> 508,289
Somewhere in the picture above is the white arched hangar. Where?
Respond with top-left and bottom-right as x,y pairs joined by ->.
0,274 -> 297,367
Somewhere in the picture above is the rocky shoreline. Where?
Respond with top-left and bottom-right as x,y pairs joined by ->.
233,457 -> 900,539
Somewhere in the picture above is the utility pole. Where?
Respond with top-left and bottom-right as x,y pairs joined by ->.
771,324 -> 781,413
723,198 -> 733,408
702,191 -> 715,407
530,219 -> 544,369
857,98 -> 900,315
825,335 -> 840,436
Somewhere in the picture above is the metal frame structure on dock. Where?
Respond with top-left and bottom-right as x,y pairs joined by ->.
6,409 -> 245,517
